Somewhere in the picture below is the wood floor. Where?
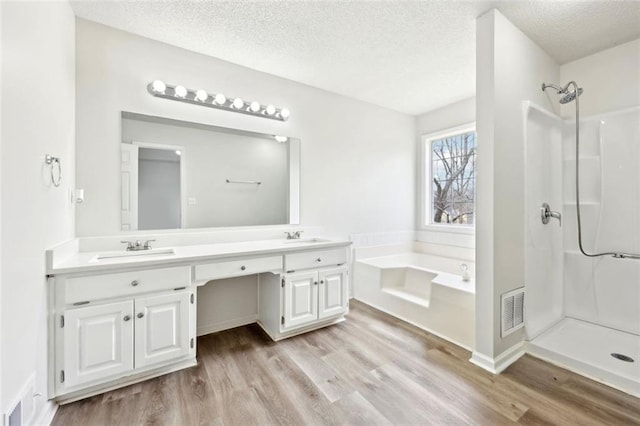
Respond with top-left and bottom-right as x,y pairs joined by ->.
53,300 -> 640,425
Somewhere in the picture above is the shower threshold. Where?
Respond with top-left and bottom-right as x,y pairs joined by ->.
527,318 -> 640,398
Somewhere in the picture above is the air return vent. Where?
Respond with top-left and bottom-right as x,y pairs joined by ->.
501,287 -> 525,337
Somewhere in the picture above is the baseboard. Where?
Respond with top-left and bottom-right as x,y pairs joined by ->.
470,342 -> 525,374
33,400 -> 58,426
197,314 -> 258,336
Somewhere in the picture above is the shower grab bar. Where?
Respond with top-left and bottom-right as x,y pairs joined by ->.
226,179 -> 262,185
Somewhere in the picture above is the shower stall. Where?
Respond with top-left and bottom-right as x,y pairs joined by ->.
523,84 -> 640,397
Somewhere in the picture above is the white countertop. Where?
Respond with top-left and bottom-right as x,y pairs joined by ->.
48,238 -> 352,275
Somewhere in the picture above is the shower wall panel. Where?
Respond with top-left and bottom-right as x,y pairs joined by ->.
563,108 -> 640,335
523,102 -> 564,340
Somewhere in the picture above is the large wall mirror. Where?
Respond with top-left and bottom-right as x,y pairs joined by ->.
121,112 -> 300,231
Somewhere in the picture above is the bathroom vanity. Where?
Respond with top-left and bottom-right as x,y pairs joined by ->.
46,237 -> 350,403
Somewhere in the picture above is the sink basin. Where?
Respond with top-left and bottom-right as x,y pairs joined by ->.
93,248 -> 175,261
282,238 -> 330,244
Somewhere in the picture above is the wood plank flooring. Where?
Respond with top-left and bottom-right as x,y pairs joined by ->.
52,300 -> 640,425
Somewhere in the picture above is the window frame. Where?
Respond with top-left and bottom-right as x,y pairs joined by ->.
420,122 -> 476,234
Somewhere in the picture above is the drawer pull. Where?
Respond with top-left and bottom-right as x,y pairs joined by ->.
131,280 -> 139,287
73,301 -> 90,306
123,315 -> 131,322
241,265 -> 246,271
137,312 -> 144,319
316,258 -> 322,262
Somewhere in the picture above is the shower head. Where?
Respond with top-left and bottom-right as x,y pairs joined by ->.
541,82 -> 583,104
559,88 -> 583,104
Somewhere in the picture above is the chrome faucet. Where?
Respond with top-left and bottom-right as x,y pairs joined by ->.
121,239 -> 156,251
284,231 -> 303,240
541,203 -> 561,227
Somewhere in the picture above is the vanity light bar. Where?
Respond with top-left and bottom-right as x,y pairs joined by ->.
147,81 -> 290,122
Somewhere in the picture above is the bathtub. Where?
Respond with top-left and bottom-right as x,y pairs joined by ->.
353,251 -> 475,349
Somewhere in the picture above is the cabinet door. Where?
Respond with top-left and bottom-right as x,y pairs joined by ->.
318,267 -> 348,320
63,300 -> 134,388
282,271 -> 318,330
135,292 -> 191,369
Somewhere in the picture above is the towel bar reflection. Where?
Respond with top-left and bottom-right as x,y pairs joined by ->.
45,154 -> 62,187
225,179 -> 262,185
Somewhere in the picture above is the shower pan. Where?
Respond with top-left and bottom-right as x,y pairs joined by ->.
523,85 -> 640,397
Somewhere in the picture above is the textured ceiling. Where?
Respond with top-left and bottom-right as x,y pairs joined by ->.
70,1 -> 640,115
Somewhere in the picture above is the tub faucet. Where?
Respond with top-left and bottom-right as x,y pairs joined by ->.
285,231 -> 303,240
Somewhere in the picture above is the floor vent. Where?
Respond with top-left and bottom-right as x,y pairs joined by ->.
501,287 -> 525,337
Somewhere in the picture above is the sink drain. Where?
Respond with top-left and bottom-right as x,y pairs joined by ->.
611,353 -> 635,363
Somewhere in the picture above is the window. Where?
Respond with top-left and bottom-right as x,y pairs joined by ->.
423,124 -> 476,229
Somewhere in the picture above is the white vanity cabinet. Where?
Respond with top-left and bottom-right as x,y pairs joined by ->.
258,247 -> 349,340
51,265 -> 195,402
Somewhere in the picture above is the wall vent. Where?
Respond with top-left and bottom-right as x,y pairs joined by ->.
501,287 -> 525,337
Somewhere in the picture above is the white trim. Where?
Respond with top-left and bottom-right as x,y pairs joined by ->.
469,342 -> 525,374
420,122 -> 477,230
196,314 -> 258,336
132,140 -> 187,229
32,401 -> 58,426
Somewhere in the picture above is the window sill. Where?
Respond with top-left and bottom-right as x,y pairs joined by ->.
421,224 -> 475,235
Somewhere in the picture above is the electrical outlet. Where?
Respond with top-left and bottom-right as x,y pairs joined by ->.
188,197 -> 197,205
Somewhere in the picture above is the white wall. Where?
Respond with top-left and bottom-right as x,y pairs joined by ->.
415,97 -> 476,249
138,156 -> 181,230
76,19 -> 416,240
123,117 -> 289,228
1,1 -> 75,421
475,9 -> 560,361
559,39 -> 640,335
560,38 -> 640,118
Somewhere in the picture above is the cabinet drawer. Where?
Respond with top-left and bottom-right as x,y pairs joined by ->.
285,248 -> 347,272
64,266 -> 190,305
195,256 -> 283,282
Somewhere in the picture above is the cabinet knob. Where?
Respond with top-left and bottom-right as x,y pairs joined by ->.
123,315 -> 131,322
320,280 -> 324,284
316,258 -> 322,262
241,265 -> 246,271
137,312 -> 144,319
131,280 -> 139,287
314,281 -> 318,286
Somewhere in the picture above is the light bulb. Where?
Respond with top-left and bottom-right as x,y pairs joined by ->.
151,80 -> 166,94
195,89 -> 208,102
280,108 -> 290,119
265,105 -> 276,115
174,85 -> 187,98
249,101 -> 261,112
214,93 -> 226,105
232,98 -> 244,109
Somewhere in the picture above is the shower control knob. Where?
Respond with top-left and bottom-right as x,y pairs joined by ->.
541,203 -> 561,227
